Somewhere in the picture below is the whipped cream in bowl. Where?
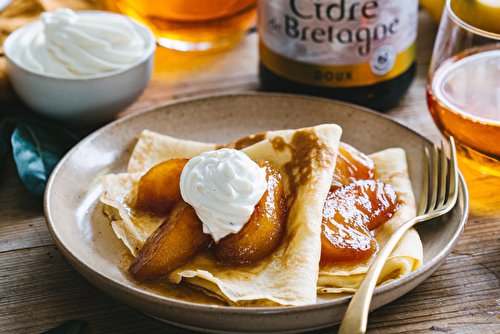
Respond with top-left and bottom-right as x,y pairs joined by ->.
3,8 -> 156,125
8,8 -> 151,78
180,148 -> 268,242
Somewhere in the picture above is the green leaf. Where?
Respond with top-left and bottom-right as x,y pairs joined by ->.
8,116 -> 81,144
0,118 -> 10,171
6,116 -> 82,149
42,320 -> 85,334
11,123 -> 67,205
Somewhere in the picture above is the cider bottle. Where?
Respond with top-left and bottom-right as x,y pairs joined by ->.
258,0 -> 418,111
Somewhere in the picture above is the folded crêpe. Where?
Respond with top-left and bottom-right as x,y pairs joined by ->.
225,131 -> 422,294
101,124 -> 342,306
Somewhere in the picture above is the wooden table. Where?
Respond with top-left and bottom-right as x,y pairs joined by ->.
2,9 -> 500,334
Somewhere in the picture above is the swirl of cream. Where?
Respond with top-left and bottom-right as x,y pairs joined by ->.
180,148 -> 267,242
21,8 -> 147,77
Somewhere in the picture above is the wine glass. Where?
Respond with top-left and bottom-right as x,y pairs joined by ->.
427,0 -> 500,177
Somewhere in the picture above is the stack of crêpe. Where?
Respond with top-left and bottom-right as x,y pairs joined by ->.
100,124 -> 422,307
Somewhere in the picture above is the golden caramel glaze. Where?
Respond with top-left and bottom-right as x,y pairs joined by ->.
135,158 -> 189,216
271,129 -> 336,205
129,201 -> 212,281
231,132 -> 268,150
320,180 -> 398,265
212,160 -> 287,265
331,142 -> 375,190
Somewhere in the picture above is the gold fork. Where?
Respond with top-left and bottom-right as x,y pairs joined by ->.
338,137 -> 459,334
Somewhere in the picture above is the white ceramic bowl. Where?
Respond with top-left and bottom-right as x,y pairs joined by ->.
3,11 -> 156,126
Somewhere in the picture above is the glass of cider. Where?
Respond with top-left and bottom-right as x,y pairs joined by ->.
427,0 -> 500,176
105,0 -> 257,52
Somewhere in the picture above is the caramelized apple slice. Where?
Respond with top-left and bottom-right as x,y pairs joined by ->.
331,142 -> 375,190
135,158 -> 189,216
129,201 -> 211,281
212,160 -> 287,265
321,180 -> 398,265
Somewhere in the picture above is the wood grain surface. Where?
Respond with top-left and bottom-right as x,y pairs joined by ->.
1,9 -> 500,334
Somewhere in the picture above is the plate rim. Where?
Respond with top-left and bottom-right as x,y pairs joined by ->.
43,92 -> 469,323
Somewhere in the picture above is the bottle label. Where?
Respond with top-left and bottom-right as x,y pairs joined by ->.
259,0 -> 418,88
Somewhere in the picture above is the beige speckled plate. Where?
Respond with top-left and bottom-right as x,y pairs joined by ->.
44,93 -> 468,333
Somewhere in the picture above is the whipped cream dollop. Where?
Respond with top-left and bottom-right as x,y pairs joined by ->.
19,8 -> 147,77
180,148 -> 267,242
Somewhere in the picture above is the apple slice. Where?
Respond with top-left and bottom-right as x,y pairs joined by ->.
129,200 -> 211,281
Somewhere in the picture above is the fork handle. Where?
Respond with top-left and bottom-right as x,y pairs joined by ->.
337,216 -> 421,334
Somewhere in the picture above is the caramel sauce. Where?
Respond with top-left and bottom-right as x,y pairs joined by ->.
271,129 -> 336,205
331,142 -> 375,190
321,178 -> 398,264
231,132 -> 268,150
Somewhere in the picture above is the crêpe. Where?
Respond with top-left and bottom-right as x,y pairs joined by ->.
101,124 -> 342,306
226,132 -> 423,292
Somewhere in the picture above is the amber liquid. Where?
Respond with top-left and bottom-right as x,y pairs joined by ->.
259,62 -> 416,112
106,0 -> 257,51
427,48 -> 500,176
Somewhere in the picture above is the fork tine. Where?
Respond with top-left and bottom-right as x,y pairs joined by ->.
445,137 -> 459,209
428,144 -> 440,211
437,140 -> 449,209
417,147 -> 430,216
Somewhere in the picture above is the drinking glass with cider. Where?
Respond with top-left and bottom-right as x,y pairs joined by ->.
427,0 -> 500,176
106,0 -> 257,52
